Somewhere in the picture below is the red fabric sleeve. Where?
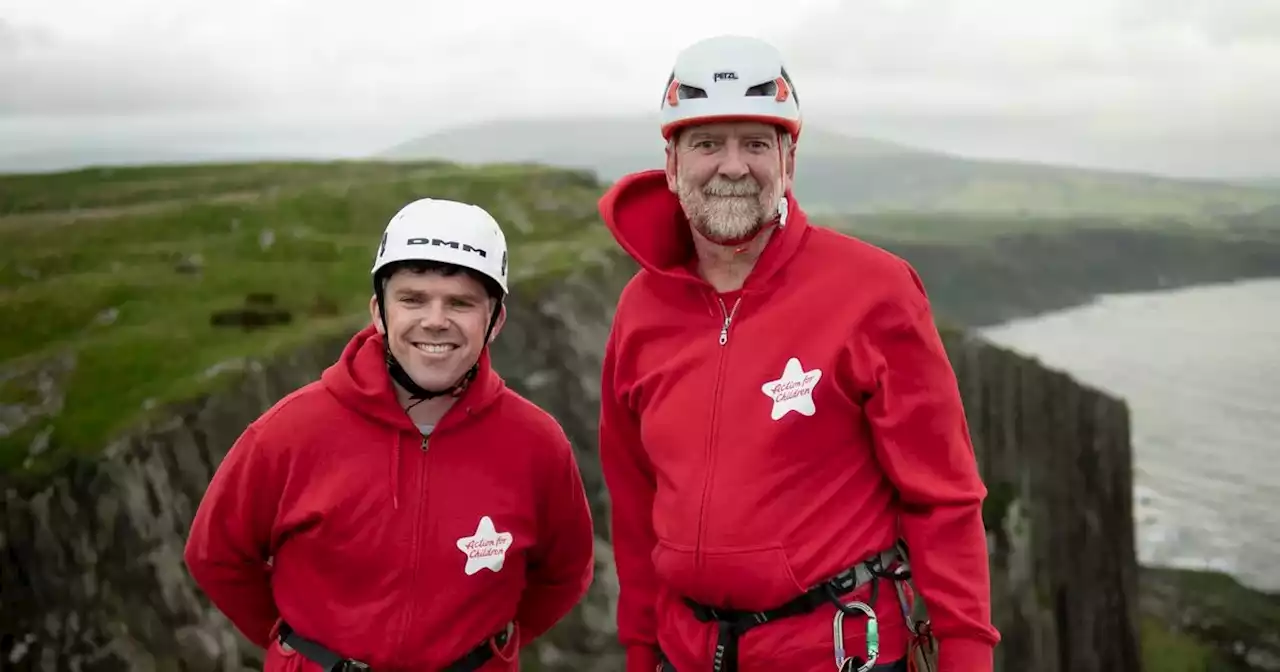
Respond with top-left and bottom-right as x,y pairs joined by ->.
183,423 -> 282,648
858,263 -> 1001,670
514,432 -> 596,643
598,324 -> 663,670
628,644 -> 662,671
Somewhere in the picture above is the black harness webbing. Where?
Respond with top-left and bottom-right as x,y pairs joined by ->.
277,620 -> 511,672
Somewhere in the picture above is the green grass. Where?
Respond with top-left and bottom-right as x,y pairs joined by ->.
922,175 -> 1279,220
1138,566 -> 1280,671
791,153 -> 1280,219
0,160 -> 467,214
812,210 -> 1261,246
0,159 -> 611,487
1141,616 -> 1219,672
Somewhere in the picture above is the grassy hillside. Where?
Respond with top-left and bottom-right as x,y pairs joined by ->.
0,160 -> 611,487
1140,566 -> 1280,671
380,115 -> 1280,220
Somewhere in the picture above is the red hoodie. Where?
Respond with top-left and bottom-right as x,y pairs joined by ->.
184,324 -> 595,671
597,170 -> 1000,672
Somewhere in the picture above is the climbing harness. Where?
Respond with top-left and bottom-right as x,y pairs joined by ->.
676,540 -> 939,672
681,544 -> 906,672
832,600 -> 878,671
277,619 -> 512,672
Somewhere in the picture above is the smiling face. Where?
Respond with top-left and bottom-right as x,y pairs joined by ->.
369,262 -> 504,394
666,120 -> 796,244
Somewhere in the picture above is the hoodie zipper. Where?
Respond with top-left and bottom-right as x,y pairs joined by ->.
694,294 -> 742,571
393,430 -> 434,654
717,296 -> 741,346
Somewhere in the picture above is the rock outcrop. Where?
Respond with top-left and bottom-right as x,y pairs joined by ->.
946,328 -> 1141,672
2,248 -> 1144,671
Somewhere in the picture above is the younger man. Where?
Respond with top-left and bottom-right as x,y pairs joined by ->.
185,197 -> 596,671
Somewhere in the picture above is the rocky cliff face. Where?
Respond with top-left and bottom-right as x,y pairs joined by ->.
1,251 -> 1143,672
945,328 -> 1141,672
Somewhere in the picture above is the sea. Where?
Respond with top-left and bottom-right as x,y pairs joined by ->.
979,277 -> 1280,593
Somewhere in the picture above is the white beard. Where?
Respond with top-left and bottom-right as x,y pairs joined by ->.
678,174 -> 779,244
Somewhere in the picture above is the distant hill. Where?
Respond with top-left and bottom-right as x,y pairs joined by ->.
1234,177 -> 1280,188
0,147 -> 275,176
380,115 -> 1280,221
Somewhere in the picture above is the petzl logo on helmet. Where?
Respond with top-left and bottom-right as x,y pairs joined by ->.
407,237 -> 487,257
713,71 -> 737,81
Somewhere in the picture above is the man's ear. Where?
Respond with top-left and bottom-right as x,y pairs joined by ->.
665,138 -> 679,193
487,301 -> 508,344
782,138 -> 798,191
369,294 -> 386,335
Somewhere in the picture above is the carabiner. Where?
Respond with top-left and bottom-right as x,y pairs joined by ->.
832,600 -> 878,672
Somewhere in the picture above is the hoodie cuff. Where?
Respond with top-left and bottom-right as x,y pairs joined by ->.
627,644 -> 661,672
938,637 -> 994,671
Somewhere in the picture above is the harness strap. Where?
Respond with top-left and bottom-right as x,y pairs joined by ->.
277,620 -> 511,672
279,621 -> 361,672
682,546 -> 902,672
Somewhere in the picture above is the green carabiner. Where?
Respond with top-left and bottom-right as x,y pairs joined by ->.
832,600 -> 879,672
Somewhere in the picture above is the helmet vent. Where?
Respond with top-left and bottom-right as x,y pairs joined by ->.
678,84 -> 707,99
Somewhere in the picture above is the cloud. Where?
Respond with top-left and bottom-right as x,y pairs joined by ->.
0,34 -> 258,115
2,0 -> 1274,177
780,0 -> 1280,118
0,0 -> 819,162
0,0 -> 818,120
769,0 -> 1280,177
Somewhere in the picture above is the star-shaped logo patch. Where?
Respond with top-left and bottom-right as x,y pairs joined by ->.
456,515 -> 514,576
760,357 -> 822,420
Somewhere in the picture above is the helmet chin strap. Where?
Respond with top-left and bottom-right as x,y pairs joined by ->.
711,195 -> 789,253
374,280 -> 503,408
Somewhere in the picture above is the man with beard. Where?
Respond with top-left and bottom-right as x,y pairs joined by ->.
596,35 -> 1000,672
185,198 -> 595,671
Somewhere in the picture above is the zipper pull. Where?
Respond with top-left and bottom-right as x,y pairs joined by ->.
716,296 -> 740,346
421,435 -> 429,451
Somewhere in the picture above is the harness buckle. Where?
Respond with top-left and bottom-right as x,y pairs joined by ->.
830,568 -> 857,594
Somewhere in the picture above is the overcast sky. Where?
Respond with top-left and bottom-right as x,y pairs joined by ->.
2,0 -> 1278,179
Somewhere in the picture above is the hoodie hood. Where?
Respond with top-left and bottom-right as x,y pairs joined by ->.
320,324 -> 507,509
597,169 -> 811,291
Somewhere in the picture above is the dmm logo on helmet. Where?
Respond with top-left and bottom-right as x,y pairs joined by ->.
407,237 -> 487,258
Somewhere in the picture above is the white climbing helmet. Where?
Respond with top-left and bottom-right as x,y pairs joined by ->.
659,34 -> 802,142
371,197 -> 509,296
